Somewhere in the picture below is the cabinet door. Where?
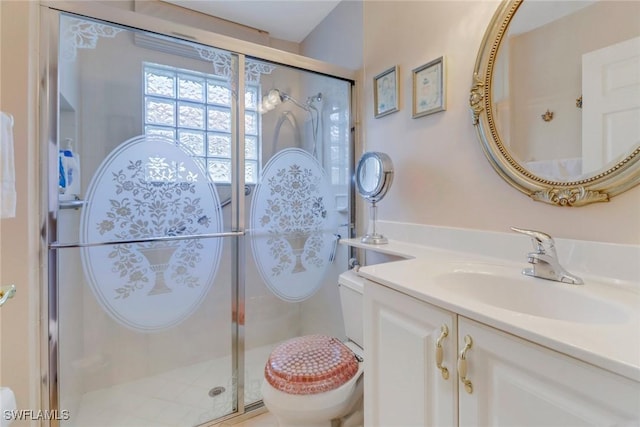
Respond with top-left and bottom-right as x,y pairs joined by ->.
458,317 -> 640,426
364,281 -> 457,427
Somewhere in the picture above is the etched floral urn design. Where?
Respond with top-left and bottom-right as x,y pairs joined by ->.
260,163 -> 328,275
137,243 -> 179,295
94,154 -> 212,299
283,232 -> 310,273
250,148 -> 337,302
81,135 -> 223,331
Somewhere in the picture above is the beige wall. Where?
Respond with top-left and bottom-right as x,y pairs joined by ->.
0,0 -> 40,424
302,0 -> 364,72
362,0 -> 640,244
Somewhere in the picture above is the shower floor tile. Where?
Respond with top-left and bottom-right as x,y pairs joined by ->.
68,345 -> 273,427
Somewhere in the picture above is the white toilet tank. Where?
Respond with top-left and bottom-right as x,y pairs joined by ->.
338,270 -> 365,348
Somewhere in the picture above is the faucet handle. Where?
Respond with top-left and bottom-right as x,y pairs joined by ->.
510,227 -> 557,256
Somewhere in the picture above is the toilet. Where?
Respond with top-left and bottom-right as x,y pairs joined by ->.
261,269 -> 365,427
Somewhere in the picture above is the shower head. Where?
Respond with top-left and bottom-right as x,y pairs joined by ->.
276,90 -> 306,110
259,89 -> 283,113
267,89 -> 284,105
259,89 -> 322,114
265,89 -> 323,158
307,93 -> 322,104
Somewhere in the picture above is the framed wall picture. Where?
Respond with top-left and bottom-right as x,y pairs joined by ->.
373,65 -> 399,118
412,56 -> 446,118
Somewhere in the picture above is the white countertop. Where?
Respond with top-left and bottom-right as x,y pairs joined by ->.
342,237 -> 640,382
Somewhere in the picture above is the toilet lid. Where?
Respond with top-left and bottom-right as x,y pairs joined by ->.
265,335 -> 360,395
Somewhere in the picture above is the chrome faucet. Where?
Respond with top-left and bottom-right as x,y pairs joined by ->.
511,227 -> 584,285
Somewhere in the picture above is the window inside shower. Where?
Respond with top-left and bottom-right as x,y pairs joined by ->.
143,63 -> 261,184
47,7 -> 354,427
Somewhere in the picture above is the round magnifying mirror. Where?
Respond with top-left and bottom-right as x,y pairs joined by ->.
355,152 -> 394,244
357,156 -> 383,198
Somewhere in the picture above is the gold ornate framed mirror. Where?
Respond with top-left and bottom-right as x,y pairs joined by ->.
470,0 -> 640,206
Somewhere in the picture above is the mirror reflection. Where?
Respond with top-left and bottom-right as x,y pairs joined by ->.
493,0 -> 640,182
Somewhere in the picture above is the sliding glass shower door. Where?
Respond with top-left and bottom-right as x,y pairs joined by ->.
51,13 -> 247,426
241,60 -> 353,406
45,5 -> 354,427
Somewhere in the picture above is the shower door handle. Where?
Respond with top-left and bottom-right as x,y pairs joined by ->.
329,234 -> 341,263
0,284 -> 16,307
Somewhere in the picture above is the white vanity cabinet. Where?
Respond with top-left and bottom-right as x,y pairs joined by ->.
364,280 -> 458,426
457,317 -> 640,426
364,279 -> 640,426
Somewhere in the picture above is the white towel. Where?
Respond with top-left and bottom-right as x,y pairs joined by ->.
0,111 -> 16,218
0,387 -> 17,426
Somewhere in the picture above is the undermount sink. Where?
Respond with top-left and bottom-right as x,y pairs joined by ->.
433,265 -> 630,324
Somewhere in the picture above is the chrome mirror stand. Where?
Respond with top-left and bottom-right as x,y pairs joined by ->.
361,202 -> 387,245
355,152 -> 394,245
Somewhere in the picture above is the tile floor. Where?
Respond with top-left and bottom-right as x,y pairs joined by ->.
68,345 -> 273,427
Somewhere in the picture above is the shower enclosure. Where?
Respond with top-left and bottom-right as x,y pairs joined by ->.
41,3 -> 355,426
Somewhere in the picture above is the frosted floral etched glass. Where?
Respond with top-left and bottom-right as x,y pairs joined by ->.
195,46 -> 276,83
80,135 -> 223,331
60,16 -> 124,61
250,148 -> 337,302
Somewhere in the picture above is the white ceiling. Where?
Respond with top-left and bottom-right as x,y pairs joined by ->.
163,0 -> 342,43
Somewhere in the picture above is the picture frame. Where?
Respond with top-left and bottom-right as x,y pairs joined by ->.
412,56 -> 446,118
373,65 -> 399,118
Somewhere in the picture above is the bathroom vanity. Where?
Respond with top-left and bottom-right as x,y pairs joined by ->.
364,280 -> 638,426
342,224 -> 640,426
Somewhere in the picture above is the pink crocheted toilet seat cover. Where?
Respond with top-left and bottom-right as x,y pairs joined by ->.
265,335 -> 359,395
